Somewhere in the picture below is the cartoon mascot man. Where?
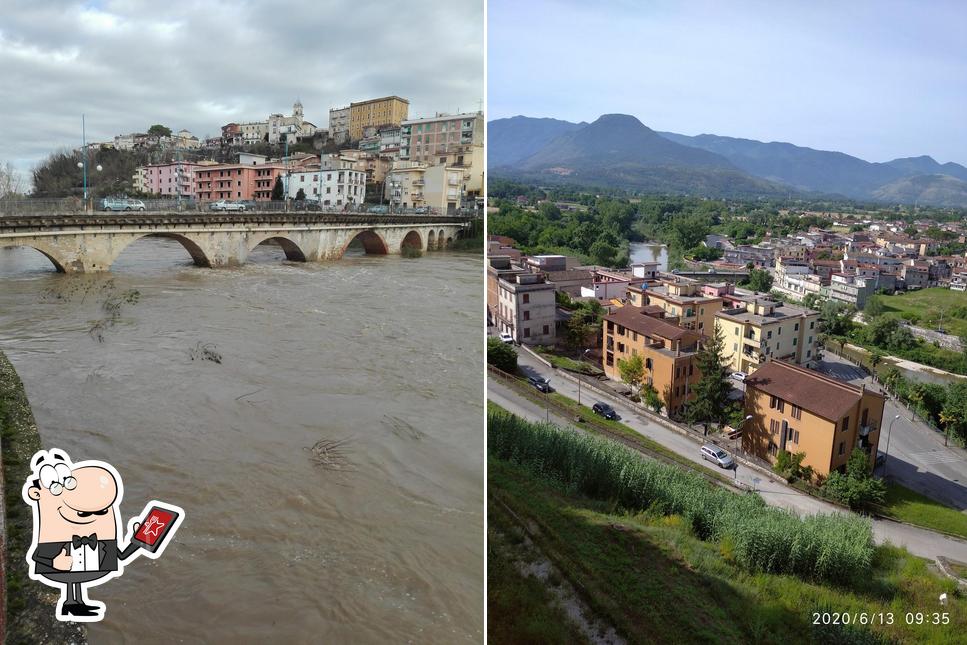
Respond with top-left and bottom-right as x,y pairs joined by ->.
22,449 -> 184,621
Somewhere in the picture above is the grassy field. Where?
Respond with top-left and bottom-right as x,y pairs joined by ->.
878,483 -> 967,539
880,288 -> 967,338
532,347 -> 604,376
490,457 -> 966,645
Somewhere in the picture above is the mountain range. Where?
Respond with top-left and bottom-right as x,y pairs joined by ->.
489,114 -> 967,206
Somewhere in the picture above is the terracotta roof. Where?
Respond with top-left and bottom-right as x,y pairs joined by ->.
606,306 -> 692,341
745,361 -> 882,422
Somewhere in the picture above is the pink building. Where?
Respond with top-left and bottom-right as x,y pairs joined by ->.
194,163 -> 286,202
144,161 -> 202,198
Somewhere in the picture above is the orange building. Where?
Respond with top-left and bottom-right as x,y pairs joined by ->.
744,361 -> 885,477
194,163 -> 286,202
602,305 -> 703,416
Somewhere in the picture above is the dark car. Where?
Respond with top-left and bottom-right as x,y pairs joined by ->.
592,402 -> 617,420
875,451 -> 887,468
528,376 -> 552,393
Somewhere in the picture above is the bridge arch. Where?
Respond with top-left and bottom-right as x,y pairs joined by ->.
0,242 -> 69,272
340,229 -> 389,257
246,234 -> 308,262
438,229 -> 446,249
109,233 -> 213,269
400,230 -> 423,252
427,230 -> 436,250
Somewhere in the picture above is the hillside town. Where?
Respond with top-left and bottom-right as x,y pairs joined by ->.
487,207 -> 967,491
85,96 -> 484,214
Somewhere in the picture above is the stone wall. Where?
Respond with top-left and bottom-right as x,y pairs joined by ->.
0,350 -> 85,642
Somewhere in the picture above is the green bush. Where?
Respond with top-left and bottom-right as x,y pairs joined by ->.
489,408 -> 875,583
487,337 -> 518,373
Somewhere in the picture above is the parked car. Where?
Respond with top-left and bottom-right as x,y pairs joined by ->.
101,197 -> 146,211
528,376 -> 552,393
498,332 -> 514,344
414,206 -> 430,214
209,200 -> 246,212
730,371 -> 747,382
592,402 -> 618,420
701,444 -> 735,469
368,205 -> 389,214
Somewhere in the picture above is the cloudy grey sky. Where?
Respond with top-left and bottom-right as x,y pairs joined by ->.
0,0 -> 483,179
489,0 -> 967,165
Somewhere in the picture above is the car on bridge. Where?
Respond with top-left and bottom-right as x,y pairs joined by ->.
368,205 -> 389,214
209,200 -> 246,212
100,197 -> 146,211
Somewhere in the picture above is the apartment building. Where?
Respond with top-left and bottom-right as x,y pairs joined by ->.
328,106 -> 351,145
285,163 -> 367,207
348,96 -> 409,142
744,361 -> 885,477
715,296 -> 820,373
626,277 -> 722,333
602,305 -> 702,416
399,112 -> 484,193
194,162 -> 285,201
487,256 -> 556,345
385,163 -> 467,213
829,273 -> 876,308
143,161 -> 202,198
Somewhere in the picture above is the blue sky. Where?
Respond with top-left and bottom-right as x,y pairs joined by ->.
488,0 -> 967,165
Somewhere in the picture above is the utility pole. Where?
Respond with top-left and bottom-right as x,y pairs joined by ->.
82,114 -> 89,211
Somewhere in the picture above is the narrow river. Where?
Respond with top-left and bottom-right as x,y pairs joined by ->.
0,240 -> 484,643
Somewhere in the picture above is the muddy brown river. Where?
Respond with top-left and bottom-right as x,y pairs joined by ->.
0,240 -> 484,643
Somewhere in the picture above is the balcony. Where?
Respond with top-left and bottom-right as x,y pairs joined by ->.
859,421 -> 877,437
412,179 -> 425,186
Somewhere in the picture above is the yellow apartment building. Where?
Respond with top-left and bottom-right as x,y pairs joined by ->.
744,361 -> 885,477
714,295 -> 820,374
349,96 -> 410,141
602,305 -> 703,416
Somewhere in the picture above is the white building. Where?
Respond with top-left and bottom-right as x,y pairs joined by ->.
286,159 -> 366,207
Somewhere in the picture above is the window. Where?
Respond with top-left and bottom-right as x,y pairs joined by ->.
791,405 -> 802,420
688,364 -> 693,376
778,327 -> 781,335
523,328 -> 530,338
841,417 -> 849,433
522,294 -> 530,304
810,321 -> 815,329
794,430 -> 800,443
838,442 -> 845,456
794,323 -> 800,331
767,330 -> 773,339
807,350 -> 811,358
778,399 -> 784,413
617,343 -> 625,353
606,352 -> 614,366
675,367 -> 681,379
793,338 -> 797,346
523,311 -> 530,321
735,327 -> 739,335
733,343 -> 738,351
543,325 -> 549,335
645,358 -> 652,370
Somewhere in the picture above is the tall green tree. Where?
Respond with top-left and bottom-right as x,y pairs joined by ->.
940,381 -> 967,444
686,326 -> 732,432
863,294 -> 885,318
822,450 -> 886,511
617,354 -> 645,393
743,268 -> 774,293
271,176 -> 284,201
147,124 -> 172,137
641,383 -> 663,414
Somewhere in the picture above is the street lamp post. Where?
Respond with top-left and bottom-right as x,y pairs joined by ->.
882,413 -> 901,476
577,348 -> 591,406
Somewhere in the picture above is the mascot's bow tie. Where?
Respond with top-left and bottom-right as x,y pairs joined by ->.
72,534 -> 97,549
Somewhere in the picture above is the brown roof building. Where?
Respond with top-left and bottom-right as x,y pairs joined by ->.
602,305 -> 703,416
743,361 -> 885,477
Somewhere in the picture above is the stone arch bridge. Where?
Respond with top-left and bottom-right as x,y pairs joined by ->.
0,212 -> 470,273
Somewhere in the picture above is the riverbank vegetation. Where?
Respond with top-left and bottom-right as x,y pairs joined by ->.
878,482 -> 967,539
490,453 -> 965,644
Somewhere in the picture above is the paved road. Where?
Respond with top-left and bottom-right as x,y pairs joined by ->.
492,351 -> 967,561
816,352 -> 967,510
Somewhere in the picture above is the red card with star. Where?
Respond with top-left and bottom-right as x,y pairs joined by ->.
132,506 -> 180,553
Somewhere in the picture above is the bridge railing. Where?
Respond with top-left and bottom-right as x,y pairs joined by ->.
0,198 -> 481,218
